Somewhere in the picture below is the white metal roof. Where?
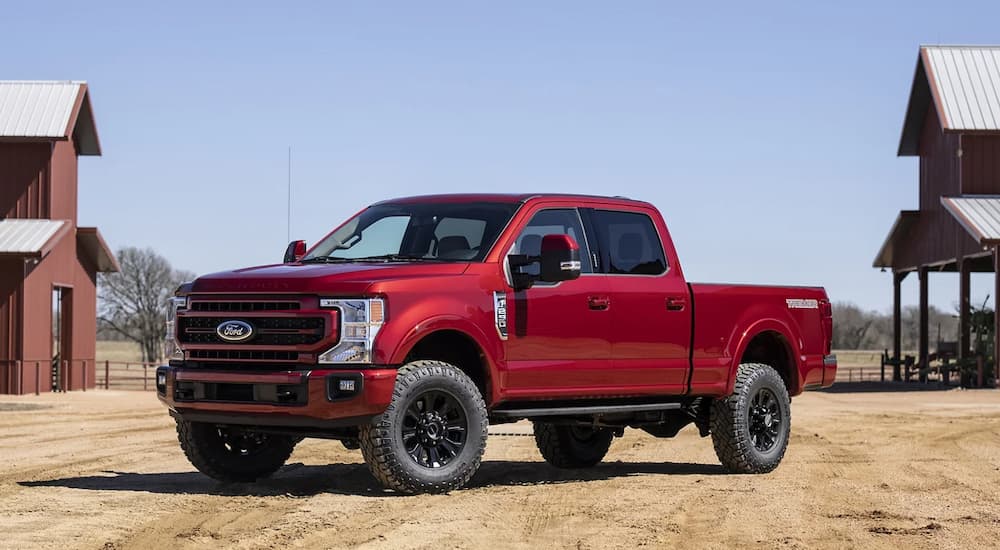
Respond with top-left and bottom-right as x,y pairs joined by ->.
941,196 -> 1000,245
0,219 -> 69,255
0,81 -> 100,155
924,46 -> 1000,130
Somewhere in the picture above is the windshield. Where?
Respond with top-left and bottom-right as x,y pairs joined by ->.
302,201 -> 521,262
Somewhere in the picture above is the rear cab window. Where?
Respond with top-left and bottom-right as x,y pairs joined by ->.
586,209 -> 667,275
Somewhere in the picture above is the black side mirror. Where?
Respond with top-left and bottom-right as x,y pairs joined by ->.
284,240 -> 307,263
539,234 -> 582,283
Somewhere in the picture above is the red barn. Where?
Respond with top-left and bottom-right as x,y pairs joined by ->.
0,81 -> 118,394
875,46 -> 1000,383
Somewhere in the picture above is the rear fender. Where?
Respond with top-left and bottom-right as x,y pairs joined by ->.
726,318 -> 802,395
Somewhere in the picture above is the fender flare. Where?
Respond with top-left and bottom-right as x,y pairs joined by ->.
388,315 -> 503,402
726,318 -> 802,395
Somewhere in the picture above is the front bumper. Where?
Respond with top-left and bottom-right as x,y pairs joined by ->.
156,365 -> 397,429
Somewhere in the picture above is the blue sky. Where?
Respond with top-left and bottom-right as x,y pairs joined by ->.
5,0 -> 1000,312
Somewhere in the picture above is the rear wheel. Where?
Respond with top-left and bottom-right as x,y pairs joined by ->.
533,422 -> 614,468
710,363 -> 791,473
359,360 -> 488,494
176,421 -> 296,482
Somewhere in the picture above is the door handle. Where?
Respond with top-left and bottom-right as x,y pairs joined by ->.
666,297 -> 687,311
588,296 -> 611,311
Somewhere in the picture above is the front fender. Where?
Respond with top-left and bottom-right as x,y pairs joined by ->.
383,315 -> 503,403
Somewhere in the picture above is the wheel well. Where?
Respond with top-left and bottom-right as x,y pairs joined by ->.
740,331 -> 796,393
404,330 -> 491,403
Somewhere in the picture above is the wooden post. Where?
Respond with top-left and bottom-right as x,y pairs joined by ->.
994,248 -> 1000,388
959,257 -> 971,362
143,365 -> 148,391
919,266 -> 929,383
105,360 -> 110,390
82,360 -> 87,392
893,271 -> 905,381
34,362 -> 40,395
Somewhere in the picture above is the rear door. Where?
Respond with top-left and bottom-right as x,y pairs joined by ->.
585,208 -> 692,394
502,207 -> 613,398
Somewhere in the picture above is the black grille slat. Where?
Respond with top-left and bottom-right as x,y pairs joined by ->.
178,317 -> 325,346
188,349 -> 299,361
190,301 -> 300,312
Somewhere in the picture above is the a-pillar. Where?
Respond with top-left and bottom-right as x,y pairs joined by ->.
918,265 -> 929,383
892,271 -> 906,382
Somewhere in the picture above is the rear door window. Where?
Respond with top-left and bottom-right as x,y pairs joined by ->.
589,210 -> 667,275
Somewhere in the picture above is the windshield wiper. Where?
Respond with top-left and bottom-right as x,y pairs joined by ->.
354,254 -> 452,262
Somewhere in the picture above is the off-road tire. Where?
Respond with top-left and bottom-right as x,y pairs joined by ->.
359,360 -> 488,494
710,363 -> 791,474
533,422 -> 614,468
176,420 -> 296,483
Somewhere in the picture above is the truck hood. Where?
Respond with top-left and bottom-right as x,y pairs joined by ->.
190,262 -> 469,294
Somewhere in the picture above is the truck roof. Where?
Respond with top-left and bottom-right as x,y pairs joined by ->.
373,193 -> 651,208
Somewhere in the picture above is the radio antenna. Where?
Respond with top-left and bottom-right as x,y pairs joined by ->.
287,146 -> 292,243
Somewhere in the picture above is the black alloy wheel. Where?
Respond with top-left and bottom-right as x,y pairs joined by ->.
401,389 -> 468,468
747,387 -> 782,452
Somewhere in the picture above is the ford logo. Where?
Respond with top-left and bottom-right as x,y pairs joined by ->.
216,320 -> 254,342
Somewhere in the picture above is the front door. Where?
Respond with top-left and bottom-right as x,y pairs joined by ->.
502,208 -> 612,398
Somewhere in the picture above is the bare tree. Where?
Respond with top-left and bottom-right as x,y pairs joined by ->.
98,247 -> 194,363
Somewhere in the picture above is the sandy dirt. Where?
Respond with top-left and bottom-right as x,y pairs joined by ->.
1,388 -> 999,550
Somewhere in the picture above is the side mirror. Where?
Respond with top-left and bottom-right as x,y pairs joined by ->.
539,234 -> 582,283
284,240 -> 307,263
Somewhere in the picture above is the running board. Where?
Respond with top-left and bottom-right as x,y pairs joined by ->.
491,402 -> 682,418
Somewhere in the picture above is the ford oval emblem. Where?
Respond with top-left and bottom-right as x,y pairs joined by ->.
216,320 -> 254,342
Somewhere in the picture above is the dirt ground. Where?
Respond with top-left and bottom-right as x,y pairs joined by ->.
1,388 -> 999,550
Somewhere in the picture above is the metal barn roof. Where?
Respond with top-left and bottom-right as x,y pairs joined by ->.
941,196 -> 1000,246
899,46 -> 1000,155
0,219 -> 69,257
0,81 -> 101,155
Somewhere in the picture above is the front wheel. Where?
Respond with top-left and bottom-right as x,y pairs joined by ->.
176,421 -> 296,482
359,360 -> 488,494
710,363 -> 791,473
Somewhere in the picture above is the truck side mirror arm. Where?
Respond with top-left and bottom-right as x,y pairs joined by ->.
507,254 -> 538,291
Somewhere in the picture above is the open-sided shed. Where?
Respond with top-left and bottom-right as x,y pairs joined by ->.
875,45 -> 1000,381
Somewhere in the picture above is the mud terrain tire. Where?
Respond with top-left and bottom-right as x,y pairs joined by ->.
711,362 -> 791,474
176,421 -> 296,482
359,360 -> 488,494
534,423 -> 614,468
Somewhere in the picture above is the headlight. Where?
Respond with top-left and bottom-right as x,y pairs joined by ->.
318,298 -> 385,364
164,296 -> 187,360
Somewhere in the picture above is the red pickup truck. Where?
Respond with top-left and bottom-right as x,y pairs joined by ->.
157,194 -> 835,493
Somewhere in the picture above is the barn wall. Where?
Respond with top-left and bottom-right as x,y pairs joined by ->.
896,103 -> 982,269
50,140 -> 78,224
961,135 -> 1000,195
0,143 -> 51,219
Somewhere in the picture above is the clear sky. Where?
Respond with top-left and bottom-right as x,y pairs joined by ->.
5,0 -> 1000,313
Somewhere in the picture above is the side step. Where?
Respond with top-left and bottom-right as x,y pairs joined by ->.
491,402 -> 682,418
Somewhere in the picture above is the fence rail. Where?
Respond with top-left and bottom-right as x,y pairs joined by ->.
834,367 -> 885,383
97,361 -> 160,391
